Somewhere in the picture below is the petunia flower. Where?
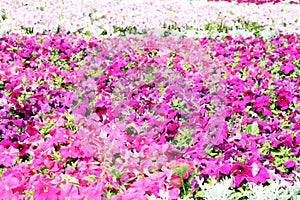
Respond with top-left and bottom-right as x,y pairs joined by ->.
247,162 -> 270,185
277,88 -> 292,110
271,133 -> 293,148
166,120 -> 180,138
72,98 -> 90,116
230,161 -> 253,187
0,174 -> 22,199
295,131 -> 300,144
33,180 -> 60,200
253,95 -> 269,110
280,62 -> 295,75
219,163 -> 231,175
233,100 -> 246,113
59,184 -> 81,200
0,146 -> 19,167
253,95 -> 272,116
59,140 -> 86,158
284,160 -> 296,169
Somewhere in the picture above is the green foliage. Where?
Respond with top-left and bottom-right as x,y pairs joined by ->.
1,9 -> 7,20
206,147 -> 223,158
61,174 -> 79,185
162,22 -> 181,32
204,20 -> 232,35
120,61 -> 135,72
270,146 -> 296,174
39,118 -> 56,136
173,162 -> 193,198
147,49 -> 158,58
245,121 -> 260,135
172,128 -> 193,150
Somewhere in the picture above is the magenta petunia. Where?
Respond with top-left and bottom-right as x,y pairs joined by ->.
77,183 -> 105,199
0,146 -> 19,167
280,62 -> 295,75
247,162 -> 270,184
253,95 -> 270,113
219,163 -> 231,175
231,162 -> 253,187
262,109 -> 273,116
277,88 -> 292,110
271,133 -> 294,148
284,160 -> 296,169
233,100 -> 246,113
0,174 -> 22,198
295,131 -> 300,144
243,89 -> 255,103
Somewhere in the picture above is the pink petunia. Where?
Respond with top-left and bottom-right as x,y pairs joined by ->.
271,133 -> 293,148
219,163 -> 231,175
280,62 -> 295,75
277,88 -> 292,110
253,95 -> 270,112
59,184 -> 81,200
0,146 -> 19,167
295,131 -> 300,144
59,140 -> 87,158
0,174 -> 22,199
33,181 -> 60,200
231,162 -> 253,187
284,160 -> 296,169
247,162 -> 269,184
111,188 -> 147,200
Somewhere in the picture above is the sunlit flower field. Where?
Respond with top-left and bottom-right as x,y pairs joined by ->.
0,0 -> 299,199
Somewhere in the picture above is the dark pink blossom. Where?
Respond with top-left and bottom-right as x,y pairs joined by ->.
271,133 -> 293,148
253,95 -> 269,108
247,162 -> 269,184
230,162 -> 253,187
280,62 -> 295,75
284,160 -> 296,169
295,131 -> 300,144
277,89 -> 292,110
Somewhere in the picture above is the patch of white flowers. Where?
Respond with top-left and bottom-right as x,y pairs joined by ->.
147,172 -> 300,200
195,176 -> 233,200
199,173 -> 300,200
234,175 -> 300,200
1,0 -> 300,39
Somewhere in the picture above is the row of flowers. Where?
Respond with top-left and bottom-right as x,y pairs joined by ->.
0,29 -> 299,198
0,0 -> 300,38
0,0 -> 300,199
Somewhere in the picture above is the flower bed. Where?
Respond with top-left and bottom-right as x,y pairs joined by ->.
0,0 -> 300,199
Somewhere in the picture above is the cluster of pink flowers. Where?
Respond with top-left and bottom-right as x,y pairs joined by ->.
0,0 -> 300,198
0,30 -> 299,198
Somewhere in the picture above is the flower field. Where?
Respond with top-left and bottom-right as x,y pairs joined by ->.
0,0 -> 300,199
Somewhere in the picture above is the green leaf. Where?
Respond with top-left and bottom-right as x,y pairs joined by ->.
61,174 -> 79,185
82,174 -> 97,183
245,121 -> 259,135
